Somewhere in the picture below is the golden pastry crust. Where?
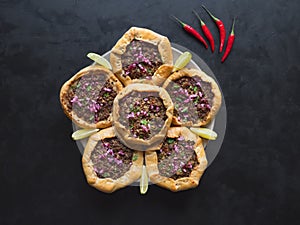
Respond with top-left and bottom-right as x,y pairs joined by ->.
82,127 -> 143,193
113,83 -> 174,151
110,27 -> 173,86
60,64 -> 123,129
151,64 -> 174,87
162,68 -> 222,127
145,127 -> 207,192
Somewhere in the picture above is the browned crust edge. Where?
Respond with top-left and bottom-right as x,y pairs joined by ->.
82,127 -> 143,193
59,64 -> 123,129
110,27 -> 173,86
162,68 -> 222,127
113,83 -> 174,151
145,127 -> 207,192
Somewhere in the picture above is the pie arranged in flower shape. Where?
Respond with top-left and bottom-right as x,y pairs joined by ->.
60,27 -> 222,193
163,68 -> 222,127
60,65 -> 123,129
113,83 -> 173,151
82,127 -> 143,193
145,127 -> 207,192
110,27 -> 173,86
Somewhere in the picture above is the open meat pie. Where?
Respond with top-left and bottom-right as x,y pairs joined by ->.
113,83 -> 174,151
163,68 -> 222,127
110,27 -> 173,86
82,127 -> 143,193
145,127 -> 207,192
60,65 -> 123,129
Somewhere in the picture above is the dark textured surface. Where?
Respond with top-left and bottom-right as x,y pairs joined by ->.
1,0 -> 299,224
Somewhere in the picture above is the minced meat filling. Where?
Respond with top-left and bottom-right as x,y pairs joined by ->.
121,39 -> 163,80
166,76 -> 212,123
66,72 -> 117,123
119,91 -> 167,140
199,80 -> 214,106
156,136 -> 199,180
91,137 -> 137,180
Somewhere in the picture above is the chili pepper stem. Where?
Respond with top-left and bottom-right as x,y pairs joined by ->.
192,10 -> 205,26
231,18 -> 236,34
202,5 -> 219,21
171,15 -> 186,27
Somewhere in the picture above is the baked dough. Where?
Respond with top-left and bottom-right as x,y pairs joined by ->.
145,127 -> 207,192
162,68 -> 222,126
110,27 -> 173,86
82,127 -> 143,193
113,83 -> 174,151
60,64 -> 123,129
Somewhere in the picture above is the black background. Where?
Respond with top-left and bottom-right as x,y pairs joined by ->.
1,0 -> 299,224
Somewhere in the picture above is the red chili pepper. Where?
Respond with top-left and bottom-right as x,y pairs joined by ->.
202,5 -> 226,53
221,18 -> 235,63
193,10 -> 215,53
172,16 -> 208,49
